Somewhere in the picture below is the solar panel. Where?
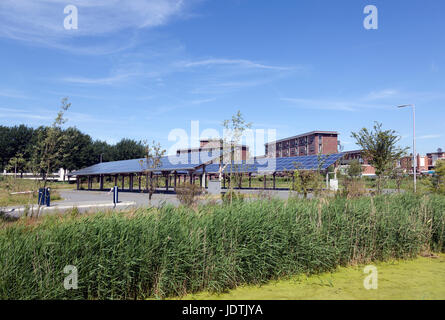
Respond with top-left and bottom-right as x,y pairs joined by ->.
201,153 -> 345,174
70,152 -> 345,176
69,151 -> 222,176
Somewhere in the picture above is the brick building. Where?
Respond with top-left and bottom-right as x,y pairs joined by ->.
340,150 -> 376,176
342,151 -> 431,177
399,154 -> 429,174
265,131 -> 339,158
177,139 -> 249,162
427,148 -> 445,170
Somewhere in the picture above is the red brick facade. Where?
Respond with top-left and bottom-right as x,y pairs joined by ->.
265,131 -> 339,158
341,150 -> 376,176
177,139 -> 249,161
427,149 -> 445,170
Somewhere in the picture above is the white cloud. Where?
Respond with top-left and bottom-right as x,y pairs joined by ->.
0,0 -> 192,50
0,89 -> 29,99
182,59 -> 293,71
418,134 -> 441,140
280,98 -> 360,112
62,72 -> 141,85
364,89 -> 399,101
0,107 -> 53,120
280,89 -> 409,112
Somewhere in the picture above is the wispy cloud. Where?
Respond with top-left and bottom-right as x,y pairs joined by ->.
418,134 -> 441,140
181,59 -> 293,71
0,107 -> 53,120
364,89 -> 399,101
146,97 -> 216,120
280,98 -> 361,112
0,89 -> 29,99
62,72 -> 142,85
0,0 -> 194,52
280,89 -> 408,112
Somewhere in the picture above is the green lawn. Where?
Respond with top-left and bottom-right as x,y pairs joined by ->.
0,177 -> 68,207
181,254 -> 445,300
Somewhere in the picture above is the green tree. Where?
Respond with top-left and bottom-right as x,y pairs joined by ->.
0,125 -> 34,171
30,98 -> 71,216
221,110 -> 252,203
291,169 -> 322,199
427,160 -> 445,194
5,152 -> 28,178
112,138 -> 145,161
351,122 -> 407,194
140,140 -> 166,204
60,127 -> 95,174
347,159 -> 362,178
91,140 -> 114,164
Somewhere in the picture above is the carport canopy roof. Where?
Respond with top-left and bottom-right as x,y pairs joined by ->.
69,152 -> 345,176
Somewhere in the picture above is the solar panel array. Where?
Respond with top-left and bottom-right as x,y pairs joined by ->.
70,151 -> 221,176
70,152 -> 345,176
200,154 -> 345,174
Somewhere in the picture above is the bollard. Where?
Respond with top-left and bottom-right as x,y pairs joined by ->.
38,188 -> 44,205
38,188 -> 51,207
46,188 -> 51,207
113,186 -> 119,206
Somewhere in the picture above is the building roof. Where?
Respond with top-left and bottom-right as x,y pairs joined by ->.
177,140 -> 248,153
343,149 -> 363,154
69,152 -> 345,176
265,131 -> 339,145
200,153 -> 345,174
68,151 -> 221,176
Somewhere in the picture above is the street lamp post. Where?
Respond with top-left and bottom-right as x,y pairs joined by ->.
397,104 -> 416,193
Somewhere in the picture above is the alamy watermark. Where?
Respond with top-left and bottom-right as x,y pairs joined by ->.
363,5 -> 378,30
363,265 -> 378,290
62,4 -> 376,31
64,265 -> 78,290
167,120 -> 278,171
64,5 -> 78,30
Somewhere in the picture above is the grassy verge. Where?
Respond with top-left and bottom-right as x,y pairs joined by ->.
0,177 -> 69,207
0,193 -> 444,299
182,254 -> 445,300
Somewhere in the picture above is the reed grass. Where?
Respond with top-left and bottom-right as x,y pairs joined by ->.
0,193 -> 444,299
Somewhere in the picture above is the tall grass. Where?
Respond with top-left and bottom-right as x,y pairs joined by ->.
0,193 -> 444,299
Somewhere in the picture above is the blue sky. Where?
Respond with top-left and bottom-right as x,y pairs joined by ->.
0,0 -> 444,156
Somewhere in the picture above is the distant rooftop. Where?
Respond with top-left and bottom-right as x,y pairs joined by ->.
265,131 -> 339,145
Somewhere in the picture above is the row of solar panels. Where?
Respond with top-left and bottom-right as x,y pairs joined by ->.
197,154 -> 344,174
70,152 -> 345,176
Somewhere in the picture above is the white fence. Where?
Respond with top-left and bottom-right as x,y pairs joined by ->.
1,168 -> 71,182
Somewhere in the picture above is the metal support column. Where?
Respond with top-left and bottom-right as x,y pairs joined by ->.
273,173 -> 276,190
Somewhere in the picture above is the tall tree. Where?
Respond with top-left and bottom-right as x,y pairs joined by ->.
140,140 -> 166,204
351,122 -> 407,194
60,127 -> 95,173
221,110 -> 252,203
91,140 -> 114,164
30,98 -> 71,216
0,125 -> 34,171
112,138 -> 145,161
347,159 -> 362,178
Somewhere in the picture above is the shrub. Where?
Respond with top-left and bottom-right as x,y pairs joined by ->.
221,190 -> 245,204
175,182 -> 203,207
341,178 -> 367,198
